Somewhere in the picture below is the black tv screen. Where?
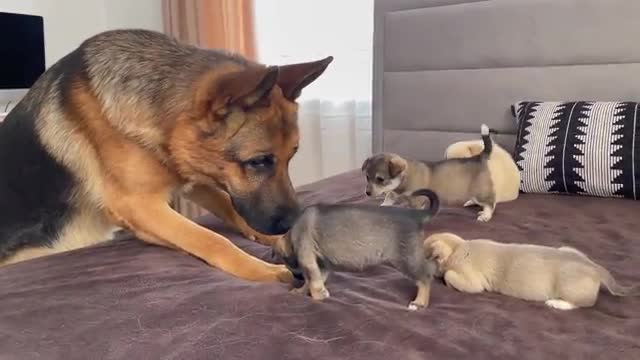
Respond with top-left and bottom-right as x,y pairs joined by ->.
0,12 -> 45,89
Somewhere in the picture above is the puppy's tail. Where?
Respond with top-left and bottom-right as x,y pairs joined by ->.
597,265 -> 640,296
411,189 -> 440,219
479,124 -> 493,159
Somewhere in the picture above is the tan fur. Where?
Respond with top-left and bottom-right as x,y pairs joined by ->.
1,206 -> 117,266
4,83 -> 117,265
444,140 -> 520,203
3,31 -> 332,285
425,233 -> 635,310
364,152 -> 496,222
60,78 -> 291,282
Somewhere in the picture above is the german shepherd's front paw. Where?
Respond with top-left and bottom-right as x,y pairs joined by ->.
242,229 -> 282,247
272,264 -> 295,284
255,233 -> 284,247
246,263 -> 295,284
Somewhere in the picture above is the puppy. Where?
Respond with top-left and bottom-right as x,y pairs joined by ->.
362,124 -> 496,222
444,138 -> 520,203
273,189 -> 440,311
425,233 -> 640,310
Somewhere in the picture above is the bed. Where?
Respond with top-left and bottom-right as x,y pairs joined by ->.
1,0 -> 640,359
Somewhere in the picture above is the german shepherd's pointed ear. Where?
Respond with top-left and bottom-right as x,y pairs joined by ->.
196,66 -> 280,118
277,56 -> 334,101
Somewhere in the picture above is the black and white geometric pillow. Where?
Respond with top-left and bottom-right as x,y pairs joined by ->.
512,101 -> 640,199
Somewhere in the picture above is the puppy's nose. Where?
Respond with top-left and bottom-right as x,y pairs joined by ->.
365,190 -> 372,196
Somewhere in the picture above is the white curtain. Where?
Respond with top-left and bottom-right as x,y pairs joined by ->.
254,0 -> 374,186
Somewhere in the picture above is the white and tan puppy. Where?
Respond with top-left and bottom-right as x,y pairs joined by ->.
444,139 -> 520,203
425,232 -> 639,310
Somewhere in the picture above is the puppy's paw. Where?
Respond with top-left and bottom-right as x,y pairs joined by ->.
407,301 -> 425,311
380,200 -> 394,207
290,285 -> 309,296
477,211 -> 492,222
310,287 -> 330,301
428,242 -> 448,265
545,299 -> 576,310
463,200 -> 476,207
442,271 -> 454,288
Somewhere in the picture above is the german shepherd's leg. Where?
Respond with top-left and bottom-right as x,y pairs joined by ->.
108,194 -> 293,283
184,185 -> 282,246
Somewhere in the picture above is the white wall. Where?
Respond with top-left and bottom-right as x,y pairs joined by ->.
0,0 -> 163,67
103,0 -> 163,35
254,0 -> 373,185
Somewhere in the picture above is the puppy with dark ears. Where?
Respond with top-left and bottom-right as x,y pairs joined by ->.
362,124 -> 498,222
272,189 -> 441,311
361,153 -> 410,205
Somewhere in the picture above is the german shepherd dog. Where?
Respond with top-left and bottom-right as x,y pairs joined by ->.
0,29 -> 332,283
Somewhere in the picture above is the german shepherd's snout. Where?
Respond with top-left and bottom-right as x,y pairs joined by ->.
232,191 -> 300,235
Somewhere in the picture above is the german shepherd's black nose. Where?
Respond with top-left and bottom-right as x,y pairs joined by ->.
271,205 -> 300,234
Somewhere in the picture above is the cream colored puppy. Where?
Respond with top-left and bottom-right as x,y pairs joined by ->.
444,140 -> 520,203
425,233 -> 639,310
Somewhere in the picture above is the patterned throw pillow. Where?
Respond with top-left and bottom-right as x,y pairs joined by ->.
512,101 -> 639,199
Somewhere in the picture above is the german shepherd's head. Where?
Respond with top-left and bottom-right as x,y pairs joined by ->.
170,57 -> 333,235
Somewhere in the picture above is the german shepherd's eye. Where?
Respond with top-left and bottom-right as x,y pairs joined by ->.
245,154 -> 275,170
375,176 -> 385,184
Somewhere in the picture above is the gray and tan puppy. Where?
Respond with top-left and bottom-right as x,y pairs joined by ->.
425,233 -> 640,310
362,124 -> 496,222
273,189 -> 440,311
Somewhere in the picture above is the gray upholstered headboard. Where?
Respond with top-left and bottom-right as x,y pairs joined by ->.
372,0 -> 640,160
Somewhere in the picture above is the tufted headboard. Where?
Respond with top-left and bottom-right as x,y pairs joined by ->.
372,0 -> 640,160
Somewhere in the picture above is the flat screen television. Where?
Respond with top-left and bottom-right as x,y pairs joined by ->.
0,12 -> 45,112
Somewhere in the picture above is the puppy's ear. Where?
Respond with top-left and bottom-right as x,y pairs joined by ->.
388,156 -> 408,178
361,158 -> 370,172
277,56 -> 334,101
424,241 -> 436,259
195,66 -> 279,119
428,240 -> 452,264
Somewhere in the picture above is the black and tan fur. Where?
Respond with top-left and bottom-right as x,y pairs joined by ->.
0,29 -> 333,283
361,124 -> 497,222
